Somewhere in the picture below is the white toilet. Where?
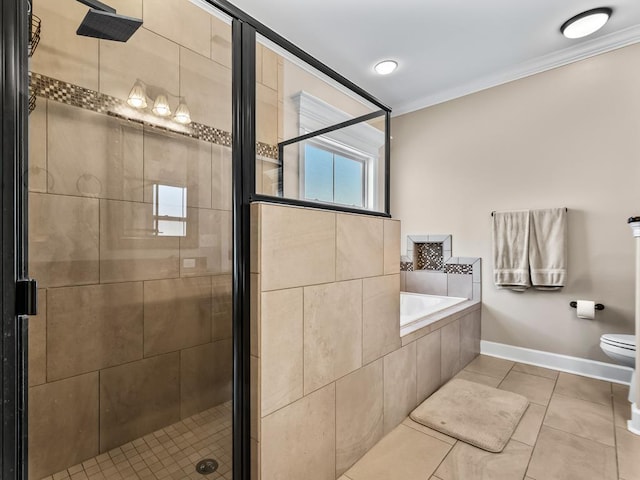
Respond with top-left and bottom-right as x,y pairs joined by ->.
600,333 -> 636,368
601,333 -> 636,406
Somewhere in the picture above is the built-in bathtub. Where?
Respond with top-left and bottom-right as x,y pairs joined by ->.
401,292 -> 467,329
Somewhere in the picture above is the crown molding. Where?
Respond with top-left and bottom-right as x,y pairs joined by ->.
393,23 -> 640,117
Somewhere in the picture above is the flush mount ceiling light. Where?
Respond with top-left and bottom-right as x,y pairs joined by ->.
561,7 -> 612,39
374,60 -> 398,75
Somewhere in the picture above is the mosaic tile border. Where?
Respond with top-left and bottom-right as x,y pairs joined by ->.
443,263 -> 473,275
29,72 -> 278,160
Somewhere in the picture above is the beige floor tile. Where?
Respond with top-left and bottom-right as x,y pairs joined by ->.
616,426 -> 640,480
453,370 -> 502,388
612,383 -> 630,402
499,371 -> 555,406
435,439 -> 532,480
554,372 -> 612,406
512,403 -> 546,446
346,424 -> 451,480
401,417 -> 457,445
464,355 -> 514,379
614,396 -> 632,428
512,363 -> 559,380
526,426 -> 617,480
544,394 -> 614,446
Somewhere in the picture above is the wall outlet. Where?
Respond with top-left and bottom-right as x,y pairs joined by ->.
183,258 -> 196,268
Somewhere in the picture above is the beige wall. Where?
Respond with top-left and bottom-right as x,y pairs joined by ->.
250,203 -> 480,480
28,1 -> 233,477
391,43 -> 640,363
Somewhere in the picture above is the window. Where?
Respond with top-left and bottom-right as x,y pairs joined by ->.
152,184 -> 187,236
303,144 -> 365,208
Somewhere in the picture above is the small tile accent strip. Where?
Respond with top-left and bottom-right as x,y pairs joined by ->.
415,242 -> 444,270
400,261 -> 414,272
29,72 -> 278,160
443,263 -> 473,275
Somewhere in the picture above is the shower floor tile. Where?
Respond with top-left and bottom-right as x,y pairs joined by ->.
40,401 -> 232,480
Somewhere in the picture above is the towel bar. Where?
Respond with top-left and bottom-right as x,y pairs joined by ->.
569,301 -> 604,310
491,208 -> 568,216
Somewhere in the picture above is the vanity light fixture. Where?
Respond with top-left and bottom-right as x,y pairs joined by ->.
152,94 -> 172,117
374,60 -> 398,75
127,81 -> 147,108
173,100 -> 192,124
561,7 -> 612,39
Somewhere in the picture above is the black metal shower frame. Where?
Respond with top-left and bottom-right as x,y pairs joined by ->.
0,0 -> 391,479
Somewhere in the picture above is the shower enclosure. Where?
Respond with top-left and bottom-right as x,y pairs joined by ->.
0,0 -> 391,479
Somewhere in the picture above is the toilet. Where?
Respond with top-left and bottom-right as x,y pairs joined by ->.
600,333 -> 636,368
601,333 -> 636,405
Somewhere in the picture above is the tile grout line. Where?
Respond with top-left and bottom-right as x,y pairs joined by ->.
522,366 -> 560,478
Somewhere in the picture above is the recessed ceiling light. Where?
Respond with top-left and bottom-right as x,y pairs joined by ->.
374,60 -> 398,75
561,7 -> 612,39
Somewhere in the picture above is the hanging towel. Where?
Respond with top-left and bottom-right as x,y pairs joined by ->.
492,210 -> 531,291
529,208 -> 567,290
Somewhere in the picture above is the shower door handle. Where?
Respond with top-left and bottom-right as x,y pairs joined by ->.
16,278 -> 37,315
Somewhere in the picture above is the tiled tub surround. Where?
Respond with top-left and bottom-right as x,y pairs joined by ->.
402,257 -> 482,302
27,1 -> 240,478
250,203 -> 482,480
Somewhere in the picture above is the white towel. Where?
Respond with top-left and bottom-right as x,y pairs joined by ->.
492,210 -> 531,291
529,208 -> 567,290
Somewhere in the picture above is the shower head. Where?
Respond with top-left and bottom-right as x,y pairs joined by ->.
75,0 -> 142,42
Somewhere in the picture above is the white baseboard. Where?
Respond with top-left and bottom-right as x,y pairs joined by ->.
481,340 -> 633,385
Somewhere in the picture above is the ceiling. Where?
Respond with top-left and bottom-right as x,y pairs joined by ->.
229,0 -> 640,115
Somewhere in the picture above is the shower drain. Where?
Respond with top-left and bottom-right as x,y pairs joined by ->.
195,458 -> 219,475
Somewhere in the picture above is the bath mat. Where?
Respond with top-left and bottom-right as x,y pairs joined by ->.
410,378 -> 528,453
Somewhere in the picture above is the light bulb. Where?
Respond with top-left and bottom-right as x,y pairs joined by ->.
174,101 -> 192,124
127,82 -> 147,109
152,94 -> 171,117
374,60 -> 398,75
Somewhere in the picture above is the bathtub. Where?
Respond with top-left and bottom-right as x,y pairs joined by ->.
400,292 -> 467,328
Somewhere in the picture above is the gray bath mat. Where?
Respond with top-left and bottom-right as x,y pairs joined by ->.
410,378 -> 528,453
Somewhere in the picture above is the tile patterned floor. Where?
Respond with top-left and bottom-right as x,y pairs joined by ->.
341,355 -> 640,480
39,402 -> 232,480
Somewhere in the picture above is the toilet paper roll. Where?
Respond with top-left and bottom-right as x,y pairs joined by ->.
576,300 -> 595,320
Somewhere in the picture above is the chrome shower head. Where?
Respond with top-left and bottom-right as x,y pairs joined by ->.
75,0 -> 142,42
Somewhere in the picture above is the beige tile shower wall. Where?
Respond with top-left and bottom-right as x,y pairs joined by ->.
391,42 -> 640,364
27,1 -> 233,478
251,203 -> 481,480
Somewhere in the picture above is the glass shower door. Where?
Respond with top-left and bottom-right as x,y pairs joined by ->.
26,0 -> 233,478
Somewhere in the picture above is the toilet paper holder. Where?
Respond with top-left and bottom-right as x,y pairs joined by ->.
570,301 -> 605,310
